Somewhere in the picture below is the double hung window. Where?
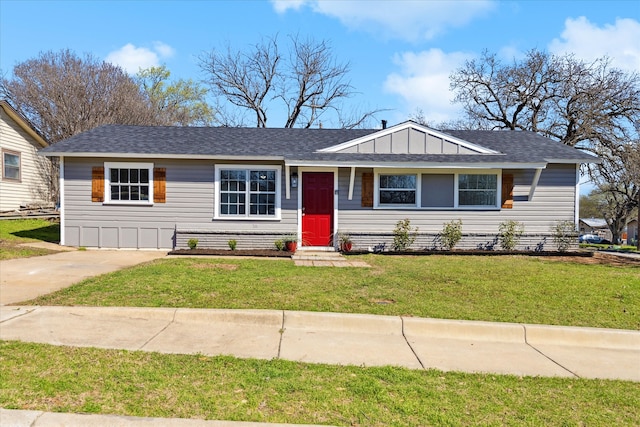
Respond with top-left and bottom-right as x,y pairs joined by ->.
216,166 -> 280,219
458,174 -> 498,206
375,170 -> 499,209
378,174 -> 416,206
2,150 -> 20,181
104,162 -> 153,204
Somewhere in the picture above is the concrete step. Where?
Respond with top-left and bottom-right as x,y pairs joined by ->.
291,251 -> 345,261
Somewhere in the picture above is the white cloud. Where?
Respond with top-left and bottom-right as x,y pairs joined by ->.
105,42 -> 175,74
272,0 -> 495,41
270,0 -> 306,13
153,41 -> 175,59
549,17 -> 640,72
383,49 -> 472,124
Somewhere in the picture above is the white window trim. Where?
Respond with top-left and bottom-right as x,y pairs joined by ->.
104,162 -> 154,205
373,168 -> 501,210
214,164 -> 282,220
2,149 -> 21,182
375,171 -> 419,208
456,171 -> 501,209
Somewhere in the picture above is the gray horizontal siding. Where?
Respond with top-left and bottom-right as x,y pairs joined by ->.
62,157 -> 577,251
175,230 -> 286,250
62,158 -> 297,249
340,232 -> 574,252
335,164 -> 577,236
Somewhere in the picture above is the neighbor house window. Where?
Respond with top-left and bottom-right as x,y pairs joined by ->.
2,150 -> 21,181
458,174 -> 498,206
104,162 -> 154,204
215,165 -> 281,219
378,174 -> 417,206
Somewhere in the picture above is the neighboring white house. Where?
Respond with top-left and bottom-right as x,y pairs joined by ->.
0,100 -> 51,212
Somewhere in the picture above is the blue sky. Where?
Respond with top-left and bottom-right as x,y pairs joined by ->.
1,0 -> 639,129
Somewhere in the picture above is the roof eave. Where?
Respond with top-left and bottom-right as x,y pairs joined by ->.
286,160 -> 548,169
41,152 -> 285,162
545,157 -> 602,164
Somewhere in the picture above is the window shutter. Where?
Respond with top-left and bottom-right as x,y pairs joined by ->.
154,168 -> 166,203
362,172 -> 373,207
501,174 -> 514,209
91,166 -> 104,202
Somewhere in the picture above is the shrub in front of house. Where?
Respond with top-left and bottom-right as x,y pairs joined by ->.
552,220 -> 577,252
188,238 -> 198,250
498,220 -> 524,251
441,219 -> 463,250
392,218 -> 418,251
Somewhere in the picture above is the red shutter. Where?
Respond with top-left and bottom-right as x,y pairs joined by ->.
154,168 -> 166,203
91,167 -> 104,202
362,172 -> 373,207
501,174 -> 514,209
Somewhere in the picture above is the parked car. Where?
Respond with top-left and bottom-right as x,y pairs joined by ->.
579,234 -> 611,244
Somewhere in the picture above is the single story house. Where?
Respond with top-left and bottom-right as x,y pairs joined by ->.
0,100 -> 51,212
579,218 -> 613,241
40,121 -> 598,251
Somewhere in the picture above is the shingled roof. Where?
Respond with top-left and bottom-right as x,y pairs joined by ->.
41,122 -> 598,167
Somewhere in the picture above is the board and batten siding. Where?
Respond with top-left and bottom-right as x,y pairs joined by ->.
0,108 -> 50,211
62,158 -> 297,249
335,164 -> 577,251
337,127 -> 478,154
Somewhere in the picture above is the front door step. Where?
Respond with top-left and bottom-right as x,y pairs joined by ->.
291,251 -> 370,268
291,251 -> 345,261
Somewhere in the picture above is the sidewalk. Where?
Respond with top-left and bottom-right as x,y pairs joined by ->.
2,305 -> 639,381
0,408 -> 327,427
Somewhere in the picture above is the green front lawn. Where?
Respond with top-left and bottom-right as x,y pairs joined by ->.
1,341 -> 638,426
28,255 -> 640,330
0,219 -> 60,260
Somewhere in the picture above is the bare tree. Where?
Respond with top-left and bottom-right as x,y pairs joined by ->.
450,50 -> 640,151
199,34 -> 380,128
591,142 -> 639,243
450,49 -> 640,240
1,49 -> 158,143
199,36 -> 279,128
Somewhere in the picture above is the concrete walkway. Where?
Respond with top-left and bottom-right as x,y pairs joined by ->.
292,251 -> 370,267
0,248 -> 167,305
1,247 -> 639,426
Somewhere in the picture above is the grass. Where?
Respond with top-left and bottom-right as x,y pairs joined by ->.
1,341 -> 639,426
0,219 -> 60,260
28,255 -> 640,330
2,219 -> 639,424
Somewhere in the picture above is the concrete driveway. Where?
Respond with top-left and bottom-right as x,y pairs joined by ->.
0,247 -> 167,305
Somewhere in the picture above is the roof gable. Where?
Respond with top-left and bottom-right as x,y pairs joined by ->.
317,121 -> 498,155
0,100 -> 48,148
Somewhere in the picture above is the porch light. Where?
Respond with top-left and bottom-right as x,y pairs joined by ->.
290,172 -> 298,188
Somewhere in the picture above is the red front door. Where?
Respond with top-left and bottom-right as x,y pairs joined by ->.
302,172 -> 334,246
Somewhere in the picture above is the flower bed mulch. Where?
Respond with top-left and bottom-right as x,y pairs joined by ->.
169,249 -> 292,257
